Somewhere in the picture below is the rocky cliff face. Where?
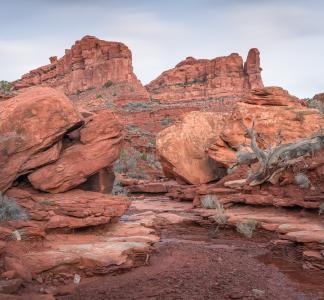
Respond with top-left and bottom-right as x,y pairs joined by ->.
146,48 -> 263,103
13,36 -> 149,101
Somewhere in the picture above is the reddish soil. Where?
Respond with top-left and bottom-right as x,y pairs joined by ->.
58,224 -> 324,300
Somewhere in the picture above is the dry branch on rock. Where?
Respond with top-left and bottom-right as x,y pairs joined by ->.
238,120 -> 324,186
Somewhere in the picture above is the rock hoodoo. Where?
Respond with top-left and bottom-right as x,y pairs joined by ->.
146,48 -> 263,103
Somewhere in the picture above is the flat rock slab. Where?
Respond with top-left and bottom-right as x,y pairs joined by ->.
18,222 -> 159,275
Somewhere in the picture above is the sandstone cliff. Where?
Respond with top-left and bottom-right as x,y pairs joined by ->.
13,35 -> 149,101
146,48 -> 263,103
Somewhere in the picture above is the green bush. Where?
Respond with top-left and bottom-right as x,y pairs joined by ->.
0,80 -> 12,93
0,193 -> 27,222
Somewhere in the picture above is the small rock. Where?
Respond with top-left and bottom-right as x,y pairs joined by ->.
1,271 -> 16,280
252,289 -> 265,299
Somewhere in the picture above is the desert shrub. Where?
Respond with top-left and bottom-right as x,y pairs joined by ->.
125,124 -> 140,133
122,102 -> 152,112
201,194 -> 223,209
103,80 -> 113,88
86,86 -> 95,91
160,117 -> 174,127
305,98 -> 324,114
39,200 -> 55,206
319,203 -> 324,215
211,213 -> 227,226
114,149 -> 138,174
112,92 -> 117,97
294,111 -> 305,123
294,173 -> 311,189
96,94 -> 103,99
147,139 -> 156,148
0,80 -> 12,93
76,89 -> 82,96
112,179 -> 128,195
106,102 -> 116,109
236,219 -> 257,238
0,193 -> 27,222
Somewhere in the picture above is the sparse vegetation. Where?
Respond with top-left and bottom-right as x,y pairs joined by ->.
122,101 -> 152,112
103,80 -> 113,88
237,119 -> 324,186
112,179 -> 128,195
0,80 -> 12,94
236,219 -> 257,238
160,117 -> 174,127
305,98 -> 324,114
201,194 -> 222,209
114,147 -> 161,179
0,193 -> 27,222
294,173 -> 311,189
39,199 -> 55,206
96,94 -> 103,99
106,102 -> 116,109
319,203 -> 324,215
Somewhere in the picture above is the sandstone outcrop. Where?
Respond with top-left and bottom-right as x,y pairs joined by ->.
13,35 -> 149,101
146,48 -> 263,103
5,187 -> 130,230
0,87 -> 81,192
208,87 -> 324,168
28,110 -> 123,193
313,93 -> 324,103
156,111 -> 228,184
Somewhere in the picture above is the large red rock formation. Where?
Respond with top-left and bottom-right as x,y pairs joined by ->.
208,87 -> 324,168
146,48 -> 263,103
0,87 -> 81,192
13,35 -> 149,101
28,110 -> 123,193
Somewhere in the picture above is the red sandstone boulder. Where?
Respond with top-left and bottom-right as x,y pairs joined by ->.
146,49 -> 263,103
156,111 -> 228,184
5,186 -> 130,231
28,110 -> 123,193
208,87 -> 324,168
14,35 -> 149,101
0,87 -> 81,192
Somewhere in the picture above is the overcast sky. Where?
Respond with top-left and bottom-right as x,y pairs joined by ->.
0,0 -> 323,98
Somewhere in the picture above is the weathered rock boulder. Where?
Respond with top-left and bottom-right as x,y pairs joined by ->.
146,48 -> 263,103
5,186 -> 130,231
14,35 -> 149,101
208,87 -> 324,168
28,110 -> 123,193
156,111 -> 228,184
0,87 -> 81,192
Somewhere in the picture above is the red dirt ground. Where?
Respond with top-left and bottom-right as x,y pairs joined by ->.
58,224 -> 324,300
